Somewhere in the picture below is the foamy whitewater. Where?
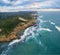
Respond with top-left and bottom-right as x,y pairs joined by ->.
1,12 -> 60,55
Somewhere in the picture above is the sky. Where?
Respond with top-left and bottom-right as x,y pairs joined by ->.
0,0 -> 60,12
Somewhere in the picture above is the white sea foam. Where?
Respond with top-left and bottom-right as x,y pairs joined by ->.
49,20 -> 55,25
9,27 -> 31,46
37,15 -> 48,23
39,28 -> 52,32
1,46 -> 12,55
38,16 -> 43,18
49,20 -> 60,32
55,26 -> 60,32
39,19 -> 48,23
8,39 -> 20,46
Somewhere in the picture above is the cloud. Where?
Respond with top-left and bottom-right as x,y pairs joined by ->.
25,0 -> 59,9
0,0 -> 60,12
2,0 -> 29,6
0,6 -> 25,12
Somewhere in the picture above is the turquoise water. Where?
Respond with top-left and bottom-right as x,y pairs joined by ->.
0,11 -> 60,55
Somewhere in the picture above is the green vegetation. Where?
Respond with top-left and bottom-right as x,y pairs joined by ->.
0,12 -> 33,37
0,16 -> 21,36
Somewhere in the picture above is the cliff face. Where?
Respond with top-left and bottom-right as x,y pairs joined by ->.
0,18 -> 36,42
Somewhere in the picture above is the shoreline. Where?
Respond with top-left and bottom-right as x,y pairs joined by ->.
0,18 -> 36,42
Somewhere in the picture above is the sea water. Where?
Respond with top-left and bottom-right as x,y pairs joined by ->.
0,11 -> 60,55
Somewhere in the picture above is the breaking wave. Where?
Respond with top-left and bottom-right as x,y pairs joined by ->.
49,20 -> 60,32
55,26 -> 60,32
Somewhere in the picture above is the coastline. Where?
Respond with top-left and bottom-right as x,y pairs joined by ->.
0,18 -> 36,42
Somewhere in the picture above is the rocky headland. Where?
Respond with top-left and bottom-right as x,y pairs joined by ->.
0,18 -> 36,42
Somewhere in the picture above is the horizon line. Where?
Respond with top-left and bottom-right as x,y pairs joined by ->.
0,9 -> 60,12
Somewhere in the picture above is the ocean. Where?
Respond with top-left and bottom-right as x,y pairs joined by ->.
0,11 -> 60,55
